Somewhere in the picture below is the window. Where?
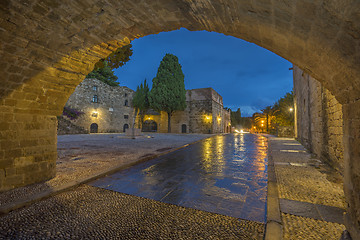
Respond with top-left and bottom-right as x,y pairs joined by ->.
93,86 -> 97,91
92,95 -> 98,103
124,93 -> 128,97
124,99 -> 128,106
124,115 -> 129,119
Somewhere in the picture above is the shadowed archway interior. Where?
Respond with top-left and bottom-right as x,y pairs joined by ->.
0,0 -> 359,238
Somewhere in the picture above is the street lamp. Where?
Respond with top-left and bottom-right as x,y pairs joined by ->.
289,107 -> 294,112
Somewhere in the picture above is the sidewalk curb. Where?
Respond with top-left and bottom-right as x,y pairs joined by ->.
265,137 -> 283,240
0,136 -> 211,216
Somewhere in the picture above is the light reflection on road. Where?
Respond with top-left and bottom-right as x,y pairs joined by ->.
90,133 -> 268,223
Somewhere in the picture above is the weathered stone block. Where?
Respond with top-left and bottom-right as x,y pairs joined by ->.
14,156 -> 35,167
3,175 -> 24,189
4,167 -> 16,177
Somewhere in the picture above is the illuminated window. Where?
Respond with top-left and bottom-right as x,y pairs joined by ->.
92,95 -> 98,103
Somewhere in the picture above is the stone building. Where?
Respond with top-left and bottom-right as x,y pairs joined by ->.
293,66 -> 344,174
63,78 -> 135,133
61,80 -> 230,135
142,88 -> 231,134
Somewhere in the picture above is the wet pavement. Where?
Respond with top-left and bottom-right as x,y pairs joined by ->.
91,133 -> 268,223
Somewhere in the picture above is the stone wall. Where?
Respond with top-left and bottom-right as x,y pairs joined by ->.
293,66 -> 344,173
57,116 -> 88,135
0,115 -> 57,191
277,126 -> 294,138
64,78 -> 135,133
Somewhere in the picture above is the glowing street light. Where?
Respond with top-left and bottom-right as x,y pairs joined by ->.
289,107 -> 294,112
91,111 -> 98,117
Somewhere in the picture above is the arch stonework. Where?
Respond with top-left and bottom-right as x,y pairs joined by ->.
0,0 -> 359,237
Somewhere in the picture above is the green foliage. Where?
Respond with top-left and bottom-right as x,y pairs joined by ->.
231,108 -> 252,129
261,106 -> 278,132
149,53 -> 186,132
231,108 -> 242,126
240,117 -> 252,129
94,44 -> 133,69
272,91 -> 294,127
132,79 -> 150,127
251,91 -> 294,133
86,61 -> 119,86
86,44 -> 133,87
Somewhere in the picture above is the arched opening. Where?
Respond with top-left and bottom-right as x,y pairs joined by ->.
142,120 -> 158,132
123,123 -> 129,133
181,124 -> 187,133
90,123 -> 98,133
0,1 -> 359,238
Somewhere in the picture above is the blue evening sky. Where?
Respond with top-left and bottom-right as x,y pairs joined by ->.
114,28 -> 293,117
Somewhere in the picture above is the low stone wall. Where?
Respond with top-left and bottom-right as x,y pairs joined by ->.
277,126 -> 294,138
57,116 -> 88,135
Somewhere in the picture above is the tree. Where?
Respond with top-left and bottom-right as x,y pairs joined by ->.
272,91 -> 294,127
261,106 -> 278,133
93,44 -> 133,69
149,53 -> 186,133
86,44 -> 133,86
86,61 -> 119,86
132,79 -> 150,128
231,108 -> 242,127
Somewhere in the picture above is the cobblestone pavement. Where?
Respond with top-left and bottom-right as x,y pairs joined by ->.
269,137 -> 346,239
0,185 -> 265,239
282,213 -> 345,240
0,133 -> 211,209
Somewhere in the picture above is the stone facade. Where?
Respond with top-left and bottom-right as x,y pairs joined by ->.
293,66 -> 344,173
64,81 -> 230,135
143,88 -> 231,134
64,78 -> 135,133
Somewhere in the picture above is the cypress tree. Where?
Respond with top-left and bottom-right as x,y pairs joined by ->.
149,53 -> 186,132
132,79 -> 150,128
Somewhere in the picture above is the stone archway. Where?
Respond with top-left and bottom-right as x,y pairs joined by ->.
123,123 -> 129,133
142,120 -> 158,132
0,1 -> 359,237
182,124 -> 187,133
90,123 -> 98,133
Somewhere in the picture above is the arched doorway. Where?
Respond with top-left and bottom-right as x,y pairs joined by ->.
181,124 -> 187,133
90,123 -> 98,133
123,124 -> 129,133
142,120 -> 157,132
1,2 -> 359,237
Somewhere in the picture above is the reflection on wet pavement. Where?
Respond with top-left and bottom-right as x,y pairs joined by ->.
90,133 -> 268,223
